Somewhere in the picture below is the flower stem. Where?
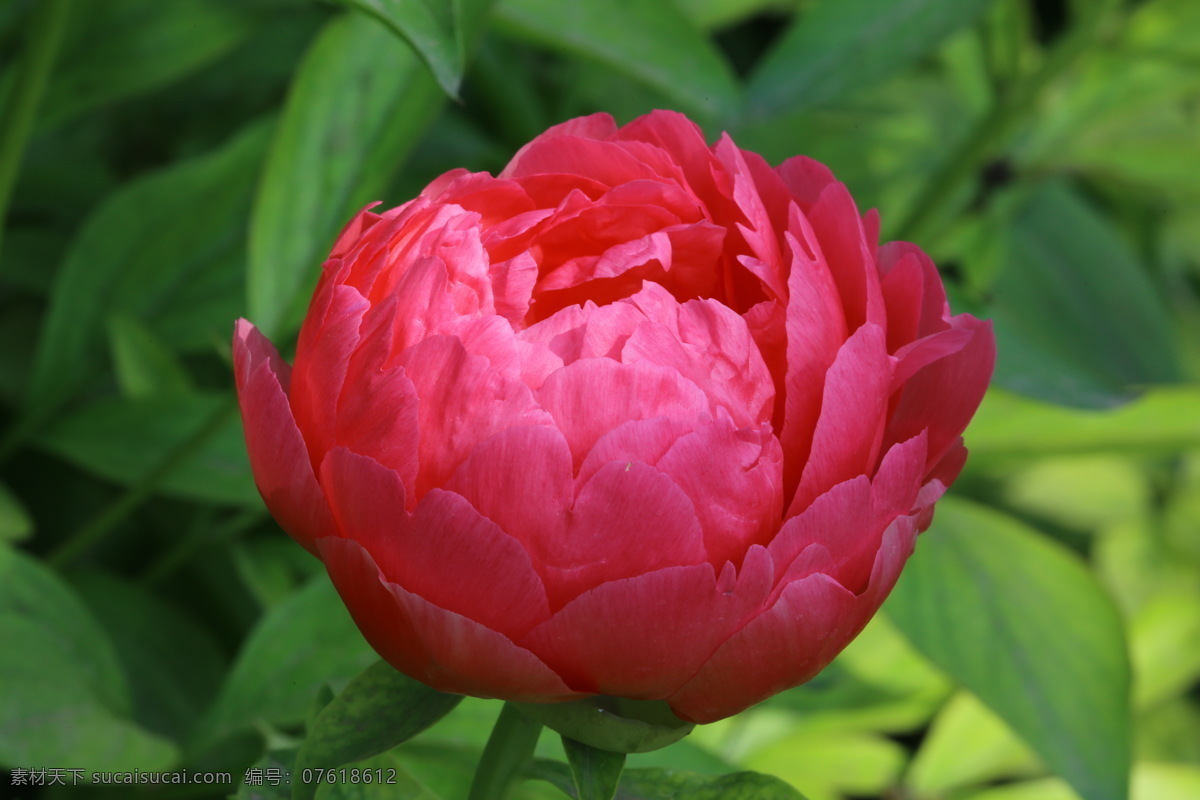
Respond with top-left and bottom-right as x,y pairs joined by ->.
468,703 -> 543,800
0,0 -> 73,267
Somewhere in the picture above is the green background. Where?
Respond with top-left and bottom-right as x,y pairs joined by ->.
1,0 -> 1198,798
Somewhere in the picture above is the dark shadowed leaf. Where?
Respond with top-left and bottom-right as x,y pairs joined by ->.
886,498 -> 1132,800
247,11 -> 446,338
563,737 -> 626,800
746,0 -> 993,119
0,547 -> 178,770
989,182 -> 1179,408
494,0 -> 740,123
192,574 -> 376,754
35,393 -> 257,507
292,660 -> 462,800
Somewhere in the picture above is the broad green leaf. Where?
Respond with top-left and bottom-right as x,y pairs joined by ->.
529,760 -> 807,800
338,0 -> 463,98
563,737 -> 626,800
293,660 -> 462,800
906,691 -> 1041,796
886,498 -> 1132,800
0,548 -> 178,771
247,11 -> 445,338
0,482 -> 33,542
493,0 -> 740,123
193,574 -> 376,754
38,0 -> 257,130
990,182 -> 1179,408
35,393 -> 257,507
25,119 -> 270,426
745,0 -> 992,119
107,313 -> 194,398
966,387 -> 1200,460
71,570 -> 227,743
742,730 -> 905,800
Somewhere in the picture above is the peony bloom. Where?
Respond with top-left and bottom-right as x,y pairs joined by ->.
234,110 -> 994,724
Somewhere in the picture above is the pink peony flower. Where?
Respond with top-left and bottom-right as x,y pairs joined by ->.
234,110 -> 995,723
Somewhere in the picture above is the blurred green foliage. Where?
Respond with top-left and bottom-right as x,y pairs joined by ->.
1,0 -> 1198,798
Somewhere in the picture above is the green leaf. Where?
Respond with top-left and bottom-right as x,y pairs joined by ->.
107,313 -> 194,398
0,547 -> 178,771
493,0 -> 740,123
886,498 -> 1132,800
70,570 -> 227,744
292,660 -> 462,800
338,0 -> 465,98
39,0 -> 257,130
193,573 -> 376,754
513,697 -> 694,755
906,691 -> 1042,796
247,11 -> 445,338
563,737 -> 626,800
529,761 -> 807,800
745,0 -> 993,119
990,182 -> 1179,408
0,482 -> 33,542
966,387 -> 1200,461
35,392 -> 257,507
25,118 -> 270,427
742,730 -> 905,800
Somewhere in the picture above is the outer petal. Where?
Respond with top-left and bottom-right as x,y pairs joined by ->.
882,316 -> 996,473
320,447 -> 552,638
233,320 -> 334,555
668,516 -> 919,723
319,536 -> 579,702
522,547 -> 773,698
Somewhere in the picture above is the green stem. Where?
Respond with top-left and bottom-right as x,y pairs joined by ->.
468,703 -> 543,800
0,0 -> 73,266
47,398 -> 238,566
894,0 -> 1121,245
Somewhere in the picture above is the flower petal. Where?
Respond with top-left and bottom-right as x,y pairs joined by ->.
319,535 -> 578,702
233,320 -> 334,555
523,546 -> 773,698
